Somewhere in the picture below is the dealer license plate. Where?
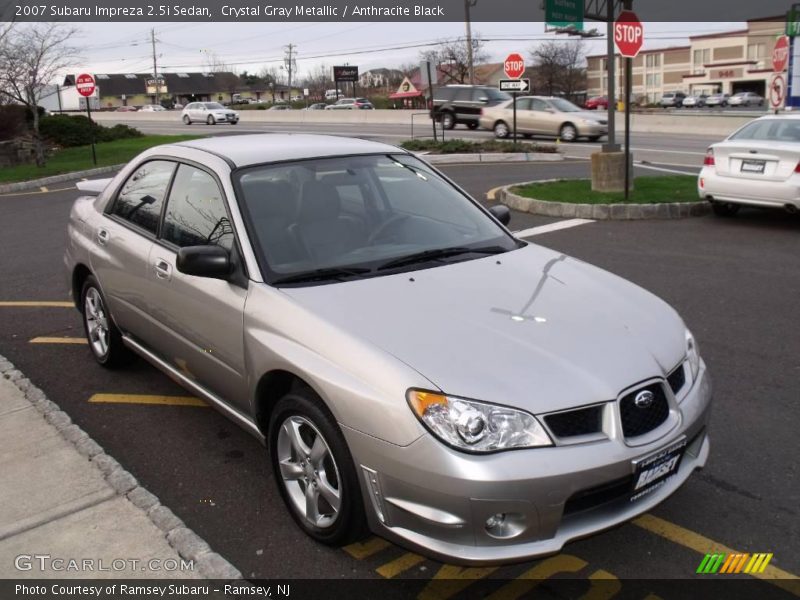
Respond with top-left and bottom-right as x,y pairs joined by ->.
630,438 -> 686,501
740,160 -> 766,174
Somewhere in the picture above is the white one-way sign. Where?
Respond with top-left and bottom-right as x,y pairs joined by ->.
499,78 -> 530,92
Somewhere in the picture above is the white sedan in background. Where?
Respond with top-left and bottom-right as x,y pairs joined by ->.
699,114 -> 800,216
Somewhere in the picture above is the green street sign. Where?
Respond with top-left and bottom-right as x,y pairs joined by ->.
546,0 -> 585,31
788,4 -> 800,36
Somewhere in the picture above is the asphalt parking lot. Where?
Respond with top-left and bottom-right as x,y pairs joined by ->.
1,161 -> 798,597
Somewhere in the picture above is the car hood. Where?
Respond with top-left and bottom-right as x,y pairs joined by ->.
280,244 -> 686,415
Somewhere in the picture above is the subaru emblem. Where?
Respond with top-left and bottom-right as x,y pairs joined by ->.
634,390 -> 655,408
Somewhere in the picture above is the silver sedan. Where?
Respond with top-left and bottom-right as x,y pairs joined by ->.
65,134 -> 710,564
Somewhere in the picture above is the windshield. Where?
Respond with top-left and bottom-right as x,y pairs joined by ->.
204,102 -> 225,110
549,98 -> 582,112
235,154 -> 519,284
729,119 -> 800,142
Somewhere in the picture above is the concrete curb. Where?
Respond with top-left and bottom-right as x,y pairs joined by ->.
498,180 -> 711,220
0,353 -> 242,581
421,152 -> 563,164
0,164 -> 124,195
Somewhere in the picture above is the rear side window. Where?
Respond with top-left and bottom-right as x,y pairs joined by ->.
454,88 -> 474,101
111,160 -> 175,234
162,164 -> 234,250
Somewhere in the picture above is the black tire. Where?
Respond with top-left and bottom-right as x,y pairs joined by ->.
269,390 -> 367,546
80,275 -> 131,368
230,120 -> 239,125
494,121 -> 510,139
182,115 -> 191,125
712,201 -> 741,217
207,115 -> 215,125
559,123 -> 578,142
441,111 -> 455,130
467,122 -> 479,130
588,135 -> 602,142
522,133 -> 533,139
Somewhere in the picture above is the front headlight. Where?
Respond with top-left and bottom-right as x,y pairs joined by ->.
686,329 -> 701,380
407,390 -> 552,453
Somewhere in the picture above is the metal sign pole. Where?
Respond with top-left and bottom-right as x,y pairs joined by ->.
624,56 -> 631,199
512,91 -> 518,149
426,61 -> 438,142
86,97 -> 97,166
604,4 -> 618,152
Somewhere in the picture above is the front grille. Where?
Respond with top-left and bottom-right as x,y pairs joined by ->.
667,364 -> 686,395
619,383 -> 669,438
563,475 -> 633,515
545,405 -> 603,438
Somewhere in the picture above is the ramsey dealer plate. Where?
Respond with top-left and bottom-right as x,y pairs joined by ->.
630,438 -> 687,501
740,159 -> 766,174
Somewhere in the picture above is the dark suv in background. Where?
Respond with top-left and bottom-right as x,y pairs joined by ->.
431,85 -> 511,129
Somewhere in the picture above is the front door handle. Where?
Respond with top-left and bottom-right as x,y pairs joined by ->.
154,259 -> 172,280
96,228 -> 109,246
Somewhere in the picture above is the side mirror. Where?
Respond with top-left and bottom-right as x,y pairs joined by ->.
488,205 -> 511,226
176,245 -> 231,280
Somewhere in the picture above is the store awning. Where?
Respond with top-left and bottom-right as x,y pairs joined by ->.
389,90 -> 423,99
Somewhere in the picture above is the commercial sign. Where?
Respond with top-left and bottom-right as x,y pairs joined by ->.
787,4 -> 800,37
333,66 -> 358,82
545,0 -> 584,31
146,77 -> 167,95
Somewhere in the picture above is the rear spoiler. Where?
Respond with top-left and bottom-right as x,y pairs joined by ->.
76,178 -> 113,195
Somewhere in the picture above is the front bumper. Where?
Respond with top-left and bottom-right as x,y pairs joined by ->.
344,363 -> 711,565
213,114 -> 239,122
699,167 -> 800,209
576,121 -> 608,137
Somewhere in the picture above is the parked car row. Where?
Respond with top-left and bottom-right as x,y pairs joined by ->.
660,91 -> 764,108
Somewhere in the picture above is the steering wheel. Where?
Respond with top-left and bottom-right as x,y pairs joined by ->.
369,214 -> 411,245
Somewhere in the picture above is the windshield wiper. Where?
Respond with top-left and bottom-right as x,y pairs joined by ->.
271,266 -> 372,286
376,245 -> 508,271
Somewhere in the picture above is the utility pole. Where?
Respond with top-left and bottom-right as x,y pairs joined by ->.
464,0 -> 478,84
284,44 -> 296,98
151,28 -> 161,106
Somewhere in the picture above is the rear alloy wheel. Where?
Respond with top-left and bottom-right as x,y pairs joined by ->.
81,276 -> 131,368
269,391 -> 366,546
207,115 -> 216,125
559,123 -> 578,142
494,121 -> 510,139
182,115 -> 191,125
441,112 -> 455,130
712,201 -> 741,217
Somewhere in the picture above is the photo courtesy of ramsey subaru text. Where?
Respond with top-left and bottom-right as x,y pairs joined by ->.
65,134 -> 711,564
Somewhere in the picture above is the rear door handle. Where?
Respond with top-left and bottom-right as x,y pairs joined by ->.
96,228 -> 109,246
154,259 -> 172,280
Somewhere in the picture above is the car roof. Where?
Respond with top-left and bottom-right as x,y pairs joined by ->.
174,134 -> 403,168
751,113 -> 800,121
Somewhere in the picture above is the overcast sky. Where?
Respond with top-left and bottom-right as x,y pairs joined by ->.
61,21 -> 741,81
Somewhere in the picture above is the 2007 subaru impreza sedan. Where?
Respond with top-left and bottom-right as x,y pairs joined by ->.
65,134 -> 711,564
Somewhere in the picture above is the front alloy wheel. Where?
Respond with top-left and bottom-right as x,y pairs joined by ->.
182,115 -> 191,125
81,276 -> 130,367
207,115 -> 216,125
269,391 -> 366,545
559,123 -> 578,142
441,112 -> 455,130
494,121 -> 510,139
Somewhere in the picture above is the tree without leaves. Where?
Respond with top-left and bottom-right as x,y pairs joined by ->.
420,36 -> 488,84
529,40 -> 586,97
0,24 -> 80,166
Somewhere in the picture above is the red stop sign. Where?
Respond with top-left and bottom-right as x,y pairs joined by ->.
773,36 -> 789,72
504,53 -> 525,79
614,10 -> 644,58
76,73 -> 96,97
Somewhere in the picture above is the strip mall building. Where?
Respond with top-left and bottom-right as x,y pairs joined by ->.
586,18 -> 783,103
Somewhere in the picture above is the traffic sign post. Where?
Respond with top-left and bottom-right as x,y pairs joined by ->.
76,74 -> 97,166
773,36 -> 790,72
503,54 -> 525,148
499,79 -> 530,93
613,10 -> 643,200
770,73 -> 787,110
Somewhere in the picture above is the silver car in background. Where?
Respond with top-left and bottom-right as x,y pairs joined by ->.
479,96 -> 608,142
65,134 -> 711,564
700,114 -> 800,216
181,102 -> 239,125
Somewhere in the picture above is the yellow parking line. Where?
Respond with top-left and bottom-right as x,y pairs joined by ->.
89,393 -> 207,407
376,552 -> 425,578
486,555 -> 586,600
0,186 -> 73,198
579,569 -> 621,600
343,537 -> 391,560
486,185 -> 503,201
30,337 -> 87,344
418,565 -> 499,600
39,186 -> 48,192
634,514 -> 800,596
0,301 -> 73,307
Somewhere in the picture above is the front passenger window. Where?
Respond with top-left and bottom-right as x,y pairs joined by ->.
162,164 -> 234,250
111,160 -> 175,234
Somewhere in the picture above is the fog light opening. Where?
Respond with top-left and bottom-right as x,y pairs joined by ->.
484,512 -> 526,539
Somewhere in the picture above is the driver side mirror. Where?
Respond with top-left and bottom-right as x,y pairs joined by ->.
478,96 -> 489,103
488,205 -> 511,226
176,245 -> 231,280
